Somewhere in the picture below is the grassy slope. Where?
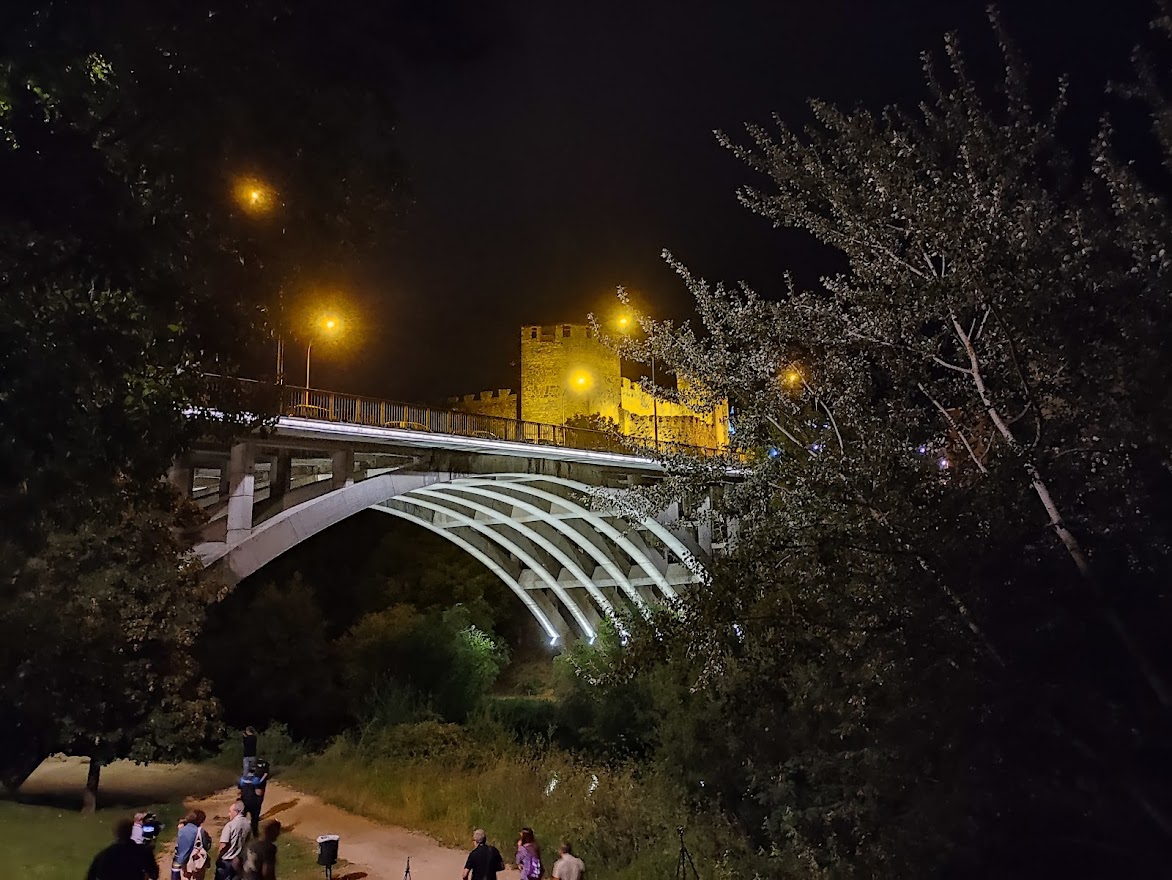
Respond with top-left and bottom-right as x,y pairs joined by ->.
287,742 -> 736,880
0,758 -> 328,880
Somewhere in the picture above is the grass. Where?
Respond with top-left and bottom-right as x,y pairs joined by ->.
286,728 -> 753,879
0,756 -> 332,880
0,799 -> 181,880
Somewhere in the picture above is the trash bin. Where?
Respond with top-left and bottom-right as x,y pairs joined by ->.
317,834 -> 340,867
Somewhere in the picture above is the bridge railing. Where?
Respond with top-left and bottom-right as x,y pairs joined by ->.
205,376 -> 720,458
281,383 -> 721,458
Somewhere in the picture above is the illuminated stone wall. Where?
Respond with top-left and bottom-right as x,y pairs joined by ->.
619,378 -> 730,449
453,323 -> 730,450
519,324 -> 621,426
449,388 -> 518,419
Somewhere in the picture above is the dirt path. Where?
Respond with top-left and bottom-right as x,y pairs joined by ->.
184,780 -> 469,880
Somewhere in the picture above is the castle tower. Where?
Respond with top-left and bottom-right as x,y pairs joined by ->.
520,324 -> 621,425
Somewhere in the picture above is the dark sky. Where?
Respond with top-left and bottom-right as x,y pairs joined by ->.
315,0 -> 1158,402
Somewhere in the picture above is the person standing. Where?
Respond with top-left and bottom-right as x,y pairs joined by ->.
85,817 -> 159,880
551,842 -> 585,880
216,801 -> 251,880
516,827 -> 543,879
242,727 -> 258,776
462,829 -> 505,880
242,820 -> 282,880
174,810 -> 212,880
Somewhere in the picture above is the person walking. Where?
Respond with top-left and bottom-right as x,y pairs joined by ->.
551,842 -> 585,880
242,820 -> 282,880
174,810 -> 212,880
239,763 -> 269,837
85,817 -> 159,880
242,727 -> 258,776
462,828 -> 505,880
216,801 -> 251,880
516,827 -> 543,879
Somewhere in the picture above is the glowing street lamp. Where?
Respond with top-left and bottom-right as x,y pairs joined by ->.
233,176 -> 276,216
305,313 -> 343,397
615,312 -> 659,450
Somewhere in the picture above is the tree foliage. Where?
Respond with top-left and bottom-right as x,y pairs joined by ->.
0,0 -> 414,795
602,17 -> 1172,877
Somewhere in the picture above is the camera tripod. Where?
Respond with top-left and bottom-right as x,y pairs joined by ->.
675,826 -> 699,879
403,856 -> 412,879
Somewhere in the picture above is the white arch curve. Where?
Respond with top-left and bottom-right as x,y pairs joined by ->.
387,493 -> 597,640
409,485 -> 618,621
434,481 -> 649,614
502,474 -> 707,581
461,477 -> 679,600
371,503 -> 561,644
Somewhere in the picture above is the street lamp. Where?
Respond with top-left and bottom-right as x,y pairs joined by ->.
305,314 -> 342,401
616,313 -> 658,450
231,175 -> 286,382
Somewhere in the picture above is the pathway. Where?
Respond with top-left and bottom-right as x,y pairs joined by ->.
182,780 -> 470,880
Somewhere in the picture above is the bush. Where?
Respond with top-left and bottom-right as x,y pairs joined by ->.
486,696 -> 561,744
213,723 -> 306,773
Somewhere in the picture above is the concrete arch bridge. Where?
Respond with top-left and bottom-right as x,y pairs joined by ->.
181,385 -> 731,644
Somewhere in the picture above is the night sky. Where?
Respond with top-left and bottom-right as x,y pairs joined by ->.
313,0 -> 1158,402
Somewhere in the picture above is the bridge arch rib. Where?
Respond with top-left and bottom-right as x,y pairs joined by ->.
197,470 -> 707,643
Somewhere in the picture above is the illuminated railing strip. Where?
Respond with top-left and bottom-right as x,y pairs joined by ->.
207,376 -> 722,459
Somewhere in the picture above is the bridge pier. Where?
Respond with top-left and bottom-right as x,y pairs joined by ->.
226,442 -> 256,545
167,457 -> 193,498
270,451 -> 292,503
331,449 -> 354,489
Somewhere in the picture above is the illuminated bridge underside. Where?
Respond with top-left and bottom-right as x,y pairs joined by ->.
196,466 -> 708,645
374,474 -> 705,643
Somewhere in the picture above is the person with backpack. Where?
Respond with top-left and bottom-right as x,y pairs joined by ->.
173,810 -> 212,880
462,828 -> 505,880
239,760 -> 269,837
516,827 -> 543,880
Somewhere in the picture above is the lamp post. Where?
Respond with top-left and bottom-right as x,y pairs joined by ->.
616,314 -> 658,450
230,175 -> 286,384
305,316 -> 341,404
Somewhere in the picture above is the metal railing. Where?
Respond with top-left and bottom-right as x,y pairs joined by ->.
204,376 -> 721,458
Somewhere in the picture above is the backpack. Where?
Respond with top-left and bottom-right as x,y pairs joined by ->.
186,829 -> 209,873
525,853 -> 542,879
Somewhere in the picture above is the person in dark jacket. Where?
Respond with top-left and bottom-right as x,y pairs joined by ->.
241,727 -> 258,776
239,764 -> 269,837
86,818 -> 159,880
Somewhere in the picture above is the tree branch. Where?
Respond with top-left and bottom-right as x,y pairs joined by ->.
917,382 -> 989,473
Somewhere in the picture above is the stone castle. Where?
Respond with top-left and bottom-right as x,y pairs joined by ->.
451,323 -> 730,450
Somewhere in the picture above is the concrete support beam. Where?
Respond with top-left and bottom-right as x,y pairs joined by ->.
167,458 -> 193,498
331,449 -> 355,489
270,451 -> 292,502
226,442 -> 255,545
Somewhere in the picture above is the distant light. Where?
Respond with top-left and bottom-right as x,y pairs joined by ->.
783,369 -> 801,386
810,442 -> 824,453
917,444 -> 928,455
233,176 -> 275,215
937,457 -> 950,470
767,447 -> 780,458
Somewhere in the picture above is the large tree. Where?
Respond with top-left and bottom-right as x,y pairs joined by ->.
0,0 -> 427,800
608,18 -> 1172,877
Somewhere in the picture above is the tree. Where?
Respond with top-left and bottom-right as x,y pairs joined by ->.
606,18 -> 1172,876
0,0 -> 420,799
0,497 -> 221,810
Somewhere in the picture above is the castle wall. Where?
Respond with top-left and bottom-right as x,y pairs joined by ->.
450,388 -> 519,420
448,323 -> 730,450
520,324 -> 621,425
